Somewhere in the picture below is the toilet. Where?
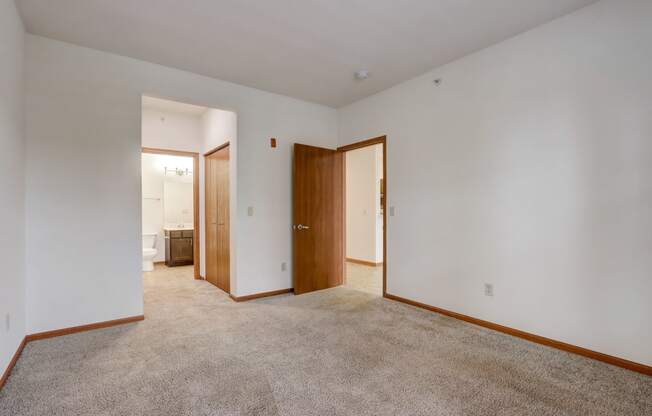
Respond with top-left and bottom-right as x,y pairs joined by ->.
142,233 -> 158,272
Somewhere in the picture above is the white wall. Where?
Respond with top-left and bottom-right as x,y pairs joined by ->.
142,107 -> 202,153
346,144 -> 383,263
338,0 -> 652,366
141,153 -> 164,261
0,0 -> 25,375
201,109 -> 237,153
25,34 -> 337,333
233,108 -> 337,296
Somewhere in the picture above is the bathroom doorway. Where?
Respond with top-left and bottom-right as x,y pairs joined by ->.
141,148 -> 200,279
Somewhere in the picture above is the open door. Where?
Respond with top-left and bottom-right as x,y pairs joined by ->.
293,143 -> 344,295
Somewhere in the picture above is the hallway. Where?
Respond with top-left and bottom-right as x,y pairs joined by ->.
344,262 -> 383,295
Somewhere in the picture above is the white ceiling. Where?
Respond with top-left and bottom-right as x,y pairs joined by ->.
142,96 -> 208,117
17,0 -> 597,108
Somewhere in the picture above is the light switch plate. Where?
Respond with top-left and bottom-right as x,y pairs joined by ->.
484,283 -> 494,297
247,206 -> 254,216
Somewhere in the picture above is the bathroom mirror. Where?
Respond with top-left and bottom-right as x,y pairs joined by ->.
163,170 -> 193,229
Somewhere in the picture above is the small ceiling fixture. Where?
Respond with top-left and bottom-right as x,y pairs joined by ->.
433,78 -> 443,86
354,70 -> 370,80
165,167 -> 192,177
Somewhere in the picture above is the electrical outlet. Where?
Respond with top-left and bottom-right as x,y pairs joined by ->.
281,262 -> 287,272
5,314 -> 10,332
484,283 -> 494,297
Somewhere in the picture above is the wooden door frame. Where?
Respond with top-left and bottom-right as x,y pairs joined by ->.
204,142 -> 230,157
142,147 -> 201,279
203,142 -> 230,292
337,135 -> 388,296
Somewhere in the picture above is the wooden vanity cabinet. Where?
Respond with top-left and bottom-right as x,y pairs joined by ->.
165,230 -> 194,266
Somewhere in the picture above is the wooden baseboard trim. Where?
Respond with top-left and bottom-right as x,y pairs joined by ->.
25,315 -> 145,342
1,315 -> 145,391
230,288 -> 294,302
384,293 -> 652,376
0,337 -> 27,391
346,258 -> 383,267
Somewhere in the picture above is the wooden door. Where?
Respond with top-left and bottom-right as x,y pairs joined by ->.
293,143 -> 344,295
205,145 -> 230,292
215,146 -> 230,292
205,152 -> 218,287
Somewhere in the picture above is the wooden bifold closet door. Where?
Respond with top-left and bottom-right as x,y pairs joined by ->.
205,145 -> 230,293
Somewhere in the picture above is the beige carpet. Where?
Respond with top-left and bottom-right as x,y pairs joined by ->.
344,262 -> 383,295
1,265 -> 650,416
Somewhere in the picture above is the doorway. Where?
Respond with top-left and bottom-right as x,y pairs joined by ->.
204,143 -> 230,293
292,136 -> 387,296
141,148 -> 200,279
343,142 -> 384,295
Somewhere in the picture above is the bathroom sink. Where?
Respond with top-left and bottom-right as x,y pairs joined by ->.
163,225 -> 194,231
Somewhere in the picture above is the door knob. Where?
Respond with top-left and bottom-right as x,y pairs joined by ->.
295,224 -> 310,230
